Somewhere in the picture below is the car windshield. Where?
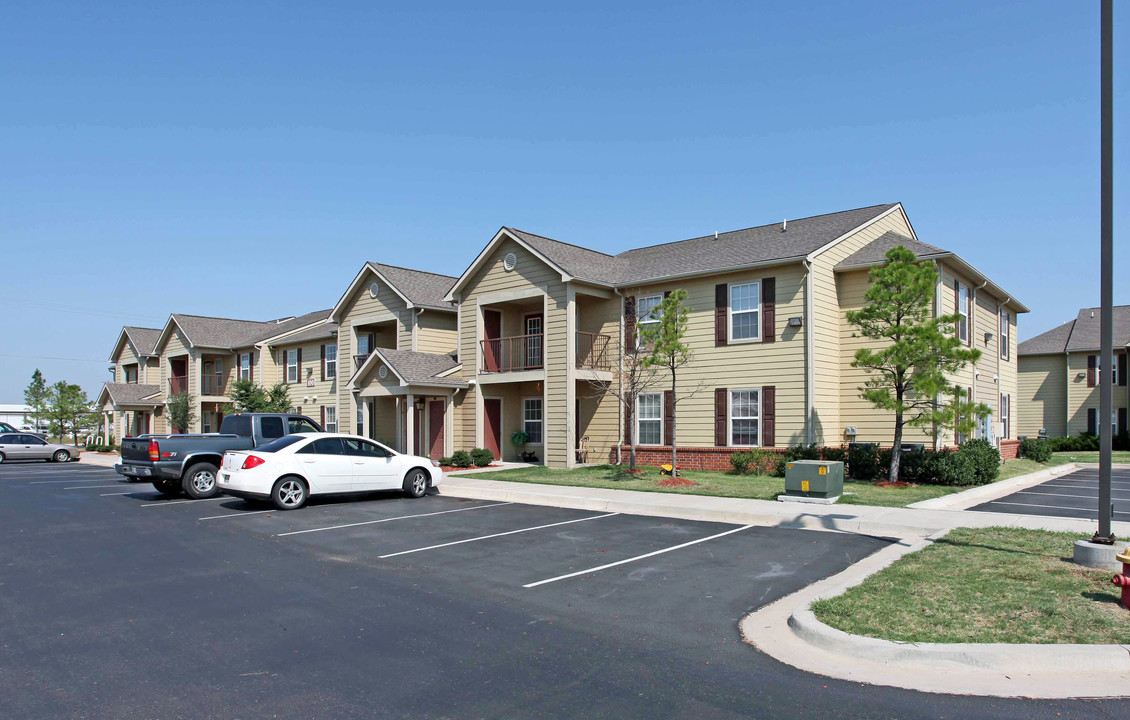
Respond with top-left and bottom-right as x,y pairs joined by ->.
255,435 -> 306,453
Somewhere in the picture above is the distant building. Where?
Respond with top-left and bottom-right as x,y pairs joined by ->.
0,404 -> 35,430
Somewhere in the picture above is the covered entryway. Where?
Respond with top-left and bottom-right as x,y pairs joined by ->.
483,398 -> 502,460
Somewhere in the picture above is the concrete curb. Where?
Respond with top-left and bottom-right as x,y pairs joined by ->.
79,454 -> 120,468
907,463 -> 1080,510
740,530 -> 1130,698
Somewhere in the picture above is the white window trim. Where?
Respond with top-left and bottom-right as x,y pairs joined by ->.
728,388 -> 761,448
325,345 -> 337,380
956,282 -> 970,344
727,281 -> 761,344
1111,355 -> 1119,387
239,353 -> 251,380
286,349 -> 299,383
324,406 -> 337,433
636,392 -> 664,446
522,396 -> 543,446
999,309 -> 1010,360
635,293 -> 662,349
1000,393 -> 1009,440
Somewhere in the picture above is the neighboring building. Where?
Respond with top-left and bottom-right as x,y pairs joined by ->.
0,404 -> 35,430
445,202 -> 1027,468
1017,305 -> 1130,438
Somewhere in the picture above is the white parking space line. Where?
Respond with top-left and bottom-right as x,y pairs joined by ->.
140,497 -> 227,508
276,502 -> 513,537
63,484 -> 129,490
985,500 -> 1130,516
198,509 -> 275,521
379,512 -> 621,559
1019,490 -> 1130,500
29,478 -> 119,485
100,492 -> 135,496
523,524 -> 754,589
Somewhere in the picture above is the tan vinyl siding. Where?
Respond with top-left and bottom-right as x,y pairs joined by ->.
1064,350 -> 1130,436
577,294 -> 621,462
113,342 -> 141,384
415,311 -> 457,355
811,207 -> 915,443
145,358 -> 160,386
1018,354 -> 1067,437
272,339 -> 338,422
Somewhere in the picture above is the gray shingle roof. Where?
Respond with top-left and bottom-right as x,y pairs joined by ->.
170,308 -> 332,350
270,321 -> 338,346
103,383 -> 162,406
252,309 -> 334,344
504,203 -> 899,286
376,348 -> 467,388
1019,306 -> 1130,355
835,231 -> 949,268
370,263 -> 457,311
124,327 -> 162,356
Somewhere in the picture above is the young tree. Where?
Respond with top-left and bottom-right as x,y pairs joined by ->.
589,337 -> 660,471
265,382 -> 291,412
846,245 -> 988,482
225,379 -> 292,415
46,381 -> 91,445
167,391 -> 196,434
24,369 -> 49,432
640,289 -> 701,474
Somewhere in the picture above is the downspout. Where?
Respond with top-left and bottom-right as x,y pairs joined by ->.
1065,349 -> 1071,436
412,308 -> 425,352
972,280 -> 988,439
802,260 -> 814,445
613,288 -> 624,464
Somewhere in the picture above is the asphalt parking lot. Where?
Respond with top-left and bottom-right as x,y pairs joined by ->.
2,461 -> 1126,719
970,466 -> 1130,521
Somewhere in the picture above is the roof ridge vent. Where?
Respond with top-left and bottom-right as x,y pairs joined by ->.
714,231 -> 718,240
782,218 -> 787,232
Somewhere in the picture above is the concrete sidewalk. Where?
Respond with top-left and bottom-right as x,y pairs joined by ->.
440,474 -> 1130,539
79,453 -> 120,468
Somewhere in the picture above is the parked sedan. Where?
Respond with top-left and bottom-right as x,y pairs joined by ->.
0,433 -> 80,463
217,433 -> 442,510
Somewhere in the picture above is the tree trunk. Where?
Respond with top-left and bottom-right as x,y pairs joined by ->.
629,395 -> 637,471
890,415 -> 903,483
670,373 -> 677,475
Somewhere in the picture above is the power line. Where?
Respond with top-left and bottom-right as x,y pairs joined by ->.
0,295 -> 164,323
0,353 -> 108,363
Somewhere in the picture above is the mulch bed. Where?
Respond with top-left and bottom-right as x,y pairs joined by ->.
873,480 -> 912,488
655,477 -> 696,487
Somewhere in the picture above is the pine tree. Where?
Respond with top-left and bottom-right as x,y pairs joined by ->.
24,369 -> 49,432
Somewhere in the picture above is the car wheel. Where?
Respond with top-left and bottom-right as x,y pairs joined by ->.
403,469 -> 429,498
52,450 -> 70,463
182,462 -> 219,499
271,477 -> 307,510
0,451 -> 5,464
153,479 -> 181,497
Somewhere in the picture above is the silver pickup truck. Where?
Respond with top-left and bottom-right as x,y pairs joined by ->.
115,413 -> 323,498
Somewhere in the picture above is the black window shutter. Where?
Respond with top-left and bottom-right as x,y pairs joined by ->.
762,386 -> 775,447
715,284 -> 727,347
297,348 -> 302,383
1087,355 -> 1097,387
320,344 -> 326,381
1088,408 -> 1097,435
249,352 -> 254,383
1119,408 -> 1127,435
320,406 -> 326,428
663,390 -> 674,447
624,296 -> 636,352
762,277 -> 776,343
714,388 -> 727,446
1119,353 -> 1127,386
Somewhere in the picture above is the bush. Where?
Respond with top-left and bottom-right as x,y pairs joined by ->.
450,450 -> 473,468
929,448 -> 974,486
437,456 -> 453,467
1019,438 -> 1053,463
784,444 -> 821,462
1118,431 -> 1130,452
729,452 -> 752,475
470,447 -> 495,467
1048,433 -> 1100,453
730,449 -> 779,476
956,439 -> 1001,485
821,446 -> 847,463
847,443 -> 880,480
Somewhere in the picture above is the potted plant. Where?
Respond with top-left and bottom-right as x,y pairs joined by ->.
511,430 -> 537,462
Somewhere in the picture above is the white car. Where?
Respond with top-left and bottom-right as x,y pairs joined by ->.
217,433 -> 443,510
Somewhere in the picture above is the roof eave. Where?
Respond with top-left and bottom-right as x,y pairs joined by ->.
613,255 -> 808,289
445,227 -> 572,301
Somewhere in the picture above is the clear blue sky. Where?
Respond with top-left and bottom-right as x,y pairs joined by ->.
1,1 -> 1125,401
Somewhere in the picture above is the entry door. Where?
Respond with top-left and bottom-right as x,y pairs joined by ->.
428,400 -> 445,459
484,398 -> 502,461
414,407 -> 424,456
525,314 -> 543,368
483,310 -> 502,372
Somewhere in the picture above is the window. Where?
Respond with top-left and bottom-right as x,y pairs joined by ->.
956,282 -> 970,343
356,403 -> 364,434
999,310 -> 1010,360
637,393 -> 662,445
325,345 -> 337,380
729,282 -> 760,342
0,435 -> 16,445
202,411 -> 213,434
286,349 -> 298,383
324,406 -> 337,433
356,333 -> 371,357
729,389 -> 760,446
525,316 -> 543,368
288,417 -> 320,434
258,435 -> 306,453
296,437 -> 345,455
342,438 -> 390,457
1000,394 -> 1010,440
636,294 -> 662,347
124,365 -> 138,383
523,398 -> 543,445
260,416 -> 285,440
1110,355 -> 1119,386
239,353 -> 251,380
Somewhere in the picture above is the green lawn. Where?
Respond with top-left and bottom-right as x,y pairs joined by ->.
997,451 -> 1130,482
812,527 -> 1130,644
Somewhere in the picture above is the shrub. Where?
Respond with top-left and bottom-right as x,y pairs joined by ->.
450,450 -> 473,468
729,452 -> 752,475
1019,438 -> 1053,463
847,443 -> 880,480
438,456 -> 453,467
956,439 -> 1001,485
784,444 -> 821,462
1116,431 -> 1130,452
730,449 -> 779,475
1048,433 -> 1100,453
470,447 -> 495,467
821,446 -> 847,463
878,448 -> 932,483
929,448 -> 974,486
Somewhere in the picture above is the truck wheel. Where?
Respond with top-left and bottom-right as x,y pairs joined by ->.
182,462 -> 219,499
403,469 -> 429,498
153,480 -> 181,497
271,476 -> 307,510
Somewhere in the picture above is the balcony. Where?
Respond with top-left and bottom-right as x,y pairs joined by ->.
168,376 -> 188,395
480,334 -> 543,373
201,375 -> 228,396
576,332 -> 612,371
354,353 -> 371,372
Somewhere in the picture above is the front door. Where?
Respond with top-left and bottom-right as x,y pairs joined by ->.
483,310 -> 502,372
484,398 -> 502,461
294,437 -> 353,492
525,314 -> 543,369
428,400 -> 445,459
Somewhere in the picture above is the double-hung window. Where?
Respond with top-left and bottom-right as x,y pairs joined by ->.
325,345 -> 337,380
239,353 -> 251,380
636,294 -> 662,348
729,389 -> 760,446
729,282 -> 760,342
523,398 -> 543,445
956,282 -> 970,343
999,394 -> 1009,440
286,349 -> 299,383
636,393 -> 662,445
999,309 -> 1010,360
324,406 -> 337,433
1111,355 -> 1120,386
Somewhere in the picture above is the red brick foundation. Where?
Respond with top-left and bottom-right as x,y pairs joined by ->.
1000,439 -> 1019,460
612,446 -> 784,472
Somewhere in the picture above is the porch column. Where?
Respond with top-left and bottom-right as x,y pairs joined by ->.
444,393 -> 455,456
395,398 -> 403,451
406,393 -> 415,457
360,396 -> 370,439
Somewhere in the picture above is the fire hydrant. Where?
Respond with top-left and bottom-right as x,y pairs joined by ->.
1112,550 -> 1130,610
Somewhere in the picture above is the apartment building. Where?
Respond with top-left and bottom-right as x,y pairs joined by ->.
1017,305 -> 1130,438
99,326 -> 164,438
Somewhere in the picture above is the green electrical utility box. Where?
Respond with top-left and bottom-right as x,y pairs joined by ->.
783,460 -> 844,501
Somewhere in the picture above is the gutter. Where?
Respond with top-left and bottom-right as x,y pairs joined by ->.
802,259 -> 814,444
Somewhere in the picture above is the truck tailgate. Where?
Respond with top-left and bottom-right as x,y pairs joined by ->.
120,439 -> 152,463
